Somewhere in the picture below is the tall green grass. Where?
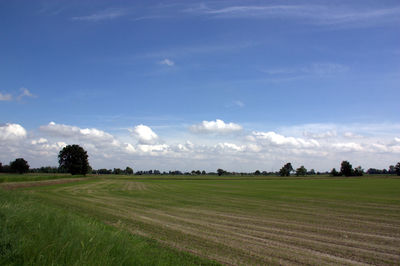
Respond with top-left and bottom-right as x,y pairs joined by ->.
0,190 -> 217,265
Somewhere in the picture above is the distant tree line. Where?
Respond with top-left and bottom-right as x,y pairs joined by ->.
1,144 -> 400,177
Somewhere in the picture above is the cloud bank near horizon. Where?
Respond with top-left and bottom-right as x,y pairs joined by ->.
1,120 -> 399,172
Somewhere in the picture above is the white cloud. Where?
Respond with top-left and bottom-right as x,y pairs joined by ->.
263,63 -> 349,78
303,130 -> 337,139
343,132 -> 363,138
31,138 -> 48,145
190,119 -> 243,134
0,92 -> 12,101
137,144 -> 169,153
132,125 -> 159,144
216,142 -> 243,152
233,100 -> 244,107
71,8 -> 127,21
186,4 -> 400,27
250,131 -> 320,148
17,88 -> 36,100
0,88 -> 36,102
332,142 -> 364,152
174,141 -> 194,152
2,121 -> 400,172
159,58 -> 175,66
40,121 -> 115,143
0,123 -> 27,141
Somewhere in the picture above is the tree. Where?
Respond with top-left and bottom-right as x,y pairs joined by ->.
58,145 -> 90,175
395,162 -> 400,176
307,169 -> 316,175
10,158 -> 29,174
279,163 -> 293,177
113,168 -> 122,175
340,161 -> 353,177
330,168 -> 340,176
0,162 -> 2,172
388,165 -> 395,174
254,170 -> 261,175
296,165 -> 307,176
353,166 -> 364,176
217,168 -> 225,176
125,166 -> 133,175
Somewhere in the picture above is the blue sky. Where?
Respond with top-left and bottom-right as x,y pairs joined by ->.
1,0 -> 400,171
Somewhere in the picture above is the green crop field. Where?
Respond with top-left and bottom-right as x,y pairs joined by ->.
1,175 -> 400,265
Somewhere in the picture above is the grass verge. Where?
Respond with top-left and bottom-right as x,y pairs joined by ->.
0,190 -> 218,265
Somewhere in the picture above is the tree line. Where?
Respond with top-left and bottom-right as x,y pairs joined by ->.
1,144 -> 400,177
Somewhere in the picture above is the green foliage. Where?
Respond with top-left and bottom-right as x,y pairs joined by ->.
279,163 -> 293,176
125,167 -> 134,175
340,161 -> 353,176
295,165 -> 307,176
113,168 -> 123,175
58,145 -> 90,175
10,158 -> 29,174
353,166 -> 364,176
330,168 -> 340,176
395,162 -> 400,176
217,168 -> 225,176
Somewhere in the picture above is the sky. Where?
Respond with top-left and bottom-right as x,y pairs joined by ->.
1,0 -> 399,172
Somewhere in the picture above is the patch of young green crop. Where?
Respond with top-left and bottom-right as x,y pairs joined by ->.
0,190 -> 218,266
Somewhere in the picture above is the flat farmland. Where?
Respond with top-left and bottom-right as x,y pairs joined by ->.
9,176 -> 400,265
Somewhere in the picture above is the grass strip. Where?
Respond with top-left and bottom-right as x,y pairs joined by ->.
0,190 -> 218,266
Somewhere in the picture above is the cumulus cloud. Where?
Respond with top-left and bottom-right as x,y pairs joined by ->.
132,125 -> 159,144
137,144 -> 169,153
250,131 -> 320,148
0,123 -> 27,141
40,122 -> 116,143
332,142 -> 364,152
159,58 -> 175,66
31,138 -> 48,145
2,120 -> 400,172
216,142 -> 243,152
0,92 -> 12,101
190,119 -> 243,134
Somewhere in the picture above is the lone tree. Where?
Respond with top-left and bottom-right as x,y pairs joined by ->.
10,158 -> 29,174
58,145 -> 90,175
279,163 -> 293,177
395,162 -> 400,176
340,161 -> 353,176
296,165 -> 307,176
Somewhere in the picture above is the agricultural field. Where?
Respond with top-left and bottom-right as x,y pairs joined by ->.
1,174 -> 400,265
